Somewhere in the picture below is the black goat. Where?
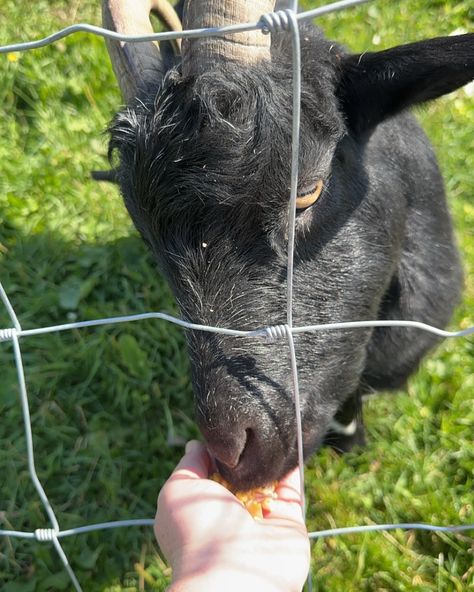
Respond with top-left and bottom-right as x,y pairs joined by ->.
103,0 -> 474,489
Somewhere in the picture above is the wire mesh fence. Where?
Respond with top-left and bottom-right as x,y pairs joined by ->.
1,1 -> 473,590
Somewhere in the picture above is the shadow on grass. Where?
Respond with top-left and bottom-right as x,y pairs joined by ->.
0,205 -> 197,590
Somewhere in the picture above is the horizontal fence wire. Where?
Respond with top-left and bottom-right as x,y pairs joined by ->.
1,1 -> 473,591
2,313 -> 474,343
0,0 -> 371,54
1,520 -> 474,542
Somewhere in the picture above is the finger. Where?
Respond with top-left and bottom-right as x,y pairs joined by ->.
263,467 -> 305,523
169,440 -> 212,480
275,466 -> 303,504
185,440 -> 201,454
264,496 -> 306,524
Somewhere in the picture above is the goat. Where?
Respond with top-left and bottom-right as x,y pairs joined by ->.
103,0 -> 474,489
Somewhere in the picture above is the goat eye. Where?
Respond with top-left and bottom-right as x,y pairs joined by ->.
295,179 -> 324,210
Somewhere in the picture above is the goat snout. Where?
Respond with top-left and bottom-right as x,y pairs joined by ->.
197,409 -> 292,490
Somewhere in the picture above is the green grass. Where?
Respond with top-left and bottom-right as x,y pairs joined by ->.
0,1 -> 473,590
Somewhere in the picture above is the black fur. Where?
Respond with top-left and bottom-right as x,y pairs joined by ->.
108,20 -> 473,489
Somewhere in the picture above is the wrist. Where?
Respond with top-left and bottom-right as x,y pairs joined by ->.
168,553 -> 304,592
168,569 -> 302,592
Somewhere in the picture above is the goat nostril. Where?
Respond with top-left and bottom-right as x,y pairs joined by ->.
208,428 -> 251,470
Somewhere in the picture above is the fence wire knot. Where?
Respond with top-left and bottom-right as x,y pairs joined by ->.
35,528 -> 58,542
260,9 -> 295,35
263,324 -> 289,341
0,328 -> 16,342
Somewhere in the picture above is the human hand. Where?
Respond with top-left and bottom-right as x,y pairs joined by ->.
155,440 -> 310,592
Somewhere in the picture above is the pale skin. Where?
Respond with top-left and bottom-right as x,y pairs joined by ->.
155,440 -> 311,592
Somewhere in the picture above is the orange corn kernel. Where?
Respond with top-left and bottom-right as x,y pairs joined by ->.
210,473 -> 277,519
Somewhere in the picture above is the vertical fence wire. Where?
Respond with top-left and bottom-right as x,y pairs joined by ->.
282,22 -> 310,592
1,2 -> 473,590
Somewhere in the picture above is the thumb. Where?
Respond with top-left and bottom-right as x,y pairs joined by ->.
169,440 -> 212,481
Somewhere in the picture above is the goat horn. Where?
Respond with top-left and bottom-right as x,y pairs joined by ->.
182,0 -> 276,77
102,0 -> 182,103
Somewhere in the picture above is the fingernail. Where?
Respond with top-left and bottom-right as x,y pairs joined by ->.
185,440 -> 201,453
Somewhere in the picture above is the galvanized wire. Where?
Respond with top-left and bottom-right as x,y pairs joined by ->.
1,1 -> 473,591
0,0 -> 371,55
2,519 -> 472,542
1,314 -> 474,344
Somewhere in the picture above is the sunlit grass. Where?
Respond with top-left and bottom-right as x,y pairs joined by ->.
0,1 -> 473,590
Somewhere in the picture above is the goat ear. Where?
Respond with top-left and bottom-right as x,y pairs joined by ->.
338,33 -> 474,135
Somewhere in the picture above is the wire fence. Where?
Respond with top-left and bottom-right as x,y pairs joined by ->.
1,1 -> 473,590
